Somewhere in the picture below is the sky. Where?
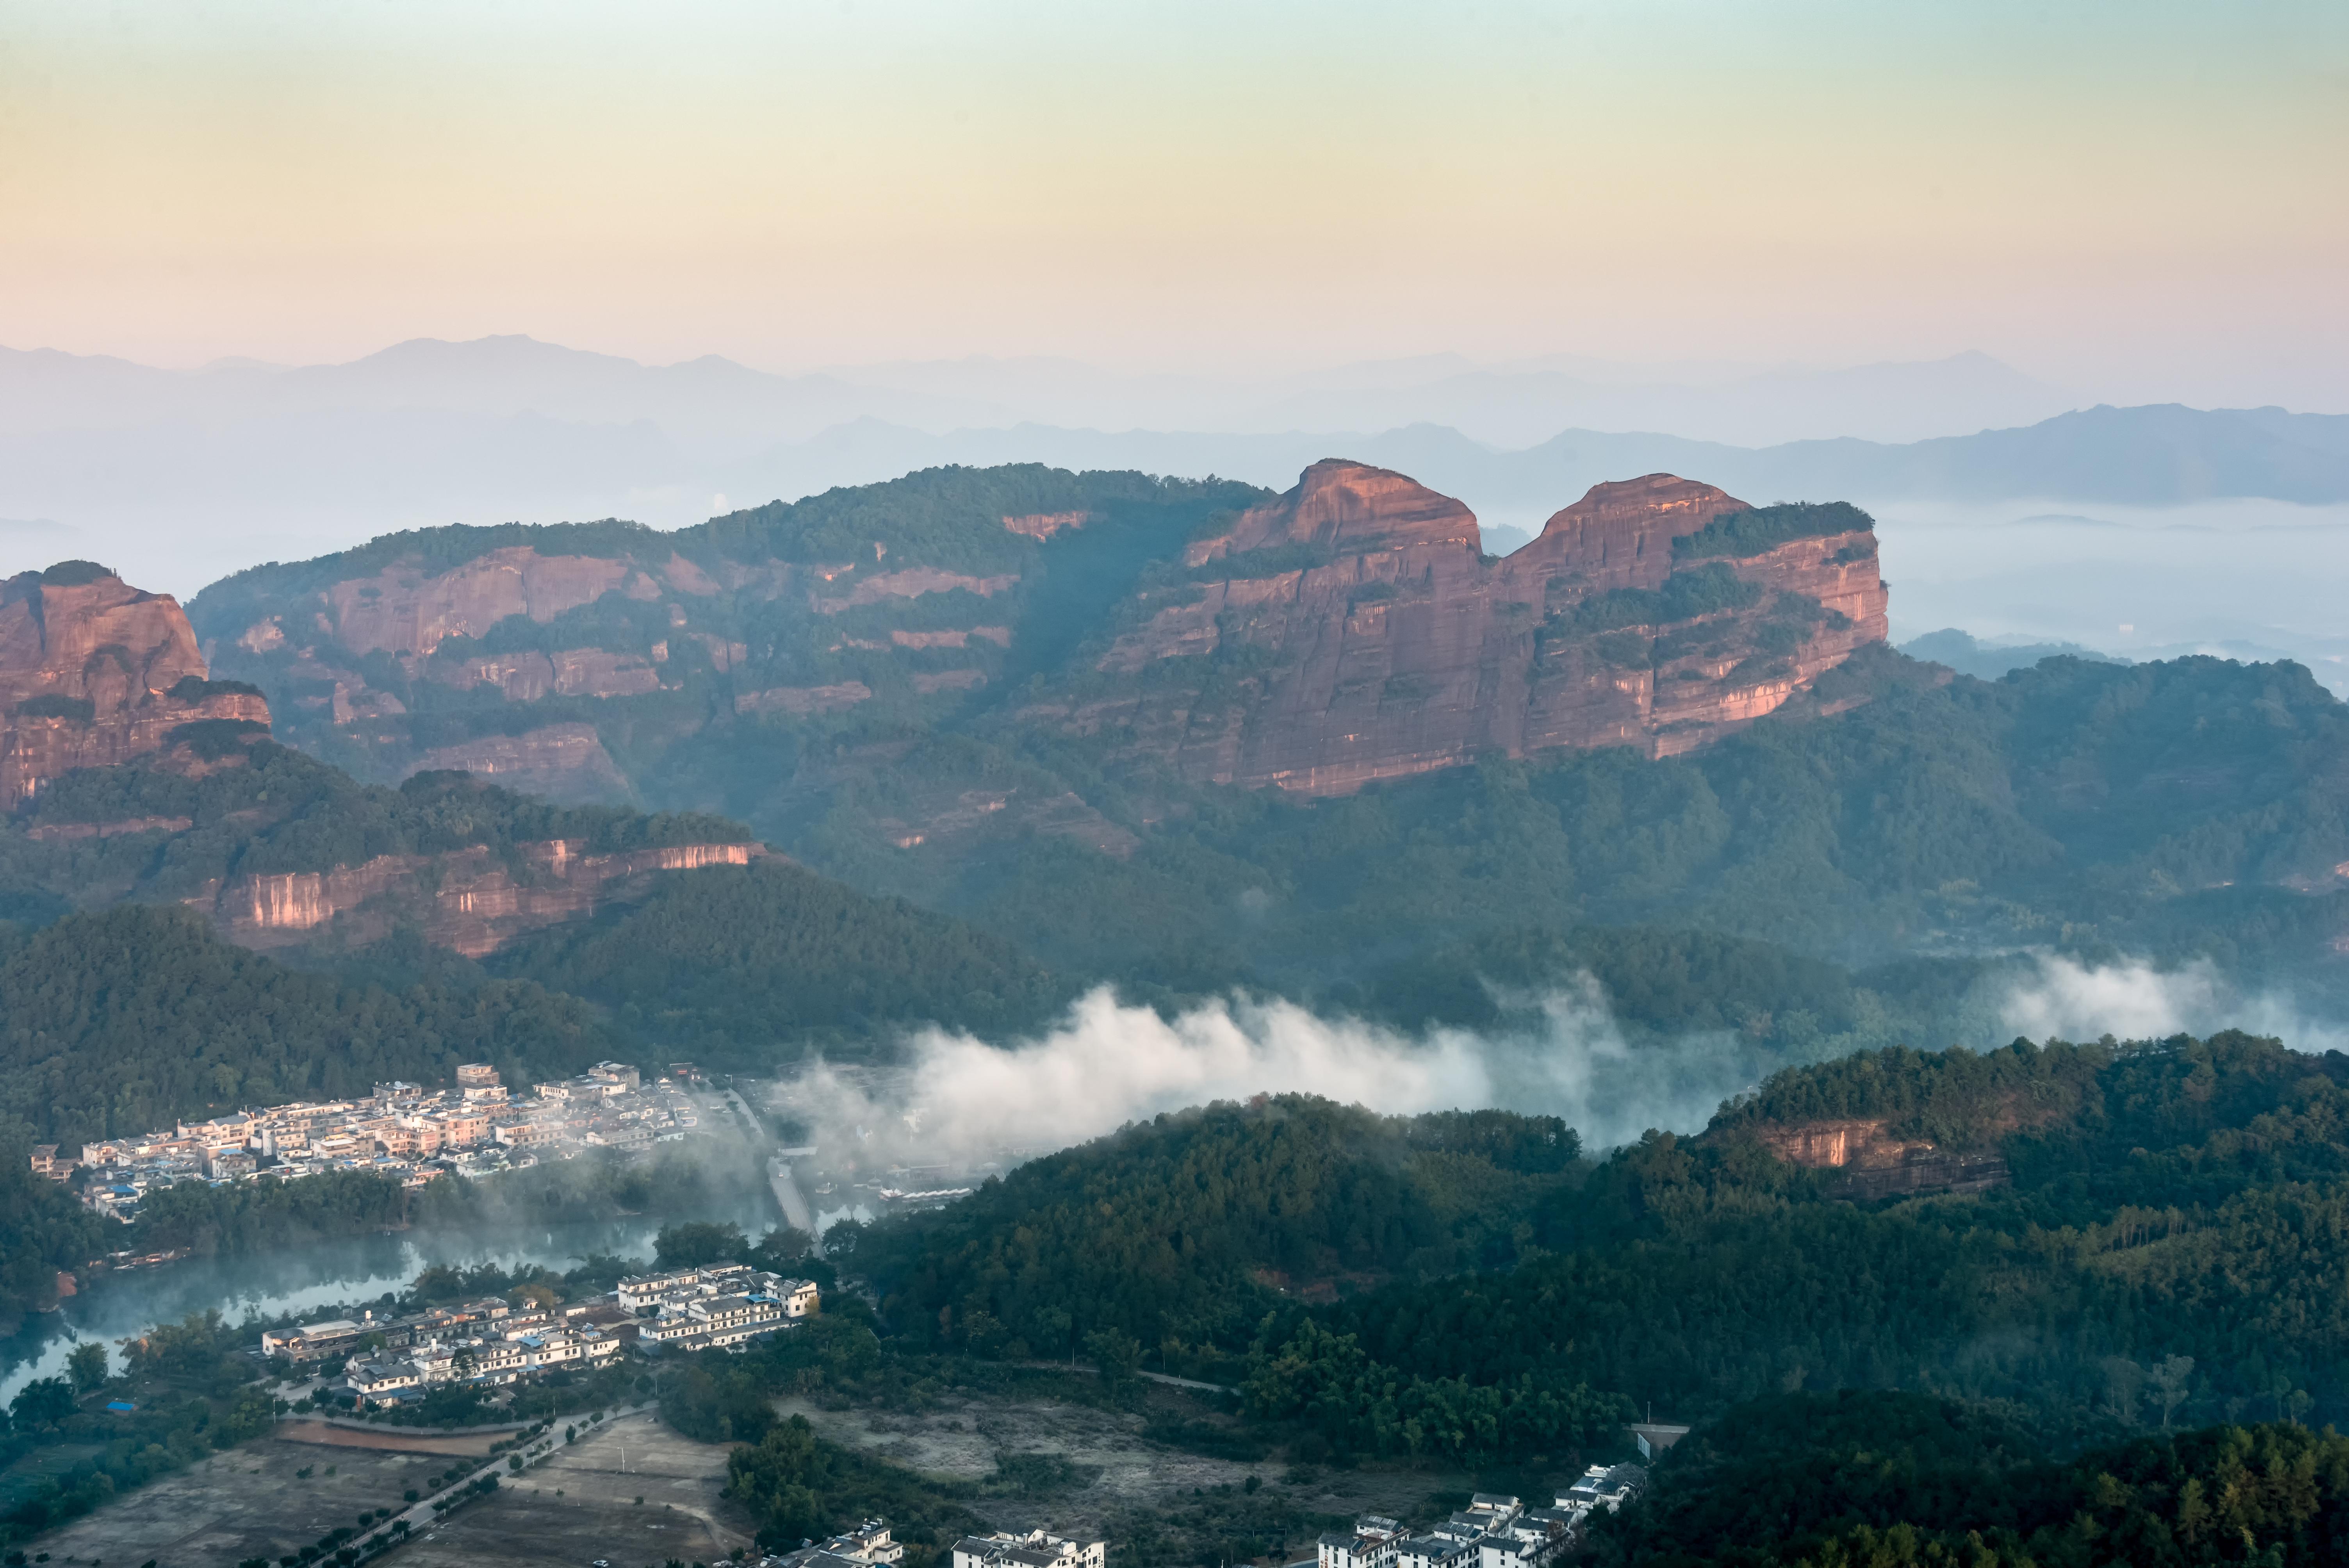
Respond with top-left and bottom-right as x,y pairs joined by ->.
1,0 -> 2343,406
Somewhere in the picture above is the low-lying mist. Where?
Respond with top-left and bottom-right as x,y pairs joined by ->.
1996,953 -> 2349,1053
781,953 -> 2349,1179
785,980 -> 1773,1171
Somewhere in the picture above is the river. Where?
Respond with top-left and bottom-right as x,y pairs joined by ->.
0,1192 -> 775,1405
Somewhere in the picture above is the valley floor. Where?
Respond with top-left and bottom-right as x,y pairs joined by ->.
21,1381 -> 1492,1568
20,1407 -> 752,1568
392,1408 -> 752,1568
779,1384 -> 1475,1547
22,1427 -> 445,1564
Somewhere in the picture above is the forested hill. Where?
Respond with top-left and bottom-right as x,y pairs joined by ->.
1588,1392 -> 2349,1566
0,734 -> 1066,1073
851,1097 -> 1581,1363
190,464 -> 1269,811
1232,1033 -> 2349,1462
174,458 -> 2349,1036
0,905 -> 618,1149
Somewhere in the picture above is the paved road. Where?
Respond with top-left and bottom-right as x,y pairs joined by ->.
1014,1360 -> 1235,1395
731,1081 -> 825,1257
768,1155 -> 821,1254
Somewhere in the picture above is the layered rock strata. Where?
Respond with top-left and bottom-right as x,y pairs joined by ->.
194,839 -> 761,957
1058,461 -> 1890,795
0,564 -> 272,803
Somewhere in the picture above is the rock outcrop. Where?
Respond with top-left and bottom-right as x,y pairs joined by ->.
411,722 -> 636,805
195,839 -> 762,957
1748,1117 -> 2011,1201
0,563 -> 271,803
1056,461 -> 1890,795
188,463 -> 1893,839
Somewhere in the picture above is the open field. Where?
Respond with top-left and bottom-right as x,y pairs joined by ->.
390,1409 -> 755,1568
779,1384 -> 1475,1542
22,1437 -> 440,1564
20,1408 -> 747,1568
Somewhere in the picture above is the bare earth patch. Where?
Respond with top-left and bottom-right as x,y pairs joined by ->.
21,1441 -> 437,1564
778,1385 -> 1471,1539
393,1409 -> 756,1568
276,1419 -> 500,1456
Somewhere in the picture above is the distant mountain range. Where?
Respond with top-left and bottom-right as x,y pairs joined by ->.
0,335 -> 2344,597
0,337 -> 2075,449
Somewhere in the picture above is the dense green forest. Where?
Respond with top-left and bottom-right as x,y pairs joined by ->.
0,1163 -> 108,1330
788,647 -> 2349,1015
1590,1393 -> 2349,1566
827,1035 -> 2349,1470
852,1098 -> 1581,1370
0,745 -> 1082,1134
1239,1033 -> 2349,1461
0,904 -> 616,1146
484,859 -> 1070,1056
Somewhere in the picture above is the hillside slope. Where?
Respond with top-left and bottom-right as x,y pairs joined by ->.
0,560 -> 1069,1068
1237,1032 -> 2349,1456
180,462 -> 2349,1014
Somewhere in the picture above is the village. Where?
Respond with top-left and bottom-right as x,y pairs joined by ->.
27,1060 -> 719,1232
264,1260 -> 822,1411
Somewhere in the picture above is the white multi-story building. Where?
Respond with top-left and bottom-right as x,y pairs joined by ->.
1479,1505 -> 1577,1568
951,1529 -> 1105,1568
1319,1514 -> 1404,1568
1558,1466 -> 1645,1516
618,1263 -> 818,1352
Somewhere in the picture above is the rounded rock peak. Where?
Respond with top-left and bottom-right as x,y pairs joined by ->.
1535,474 -> 1750,540
1210,459 -> 1481,559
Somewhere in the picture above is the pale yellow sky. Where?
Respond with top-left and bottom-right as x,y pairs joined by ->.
1,0 -> 2342,403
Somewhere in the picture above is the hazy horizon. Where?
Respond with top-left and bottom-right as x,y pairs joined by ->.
5,1 -> 2342,412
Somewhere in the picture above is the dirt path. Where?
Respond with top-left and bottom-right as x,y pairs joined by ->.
274,1420 -> 499,1456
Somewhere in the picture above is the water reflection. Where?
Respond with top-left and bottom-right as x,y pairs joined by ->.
0,1196 -> 773,1404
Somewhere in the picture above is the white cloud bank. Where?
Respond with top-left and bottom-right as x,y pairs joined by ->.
781,980 -> 1761,1170
1998,955 -> 2349,1054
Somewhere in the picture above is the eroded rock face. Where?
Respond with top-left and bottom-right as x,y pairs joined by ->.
412,723 -> 636,805
196,839 -> 762,957
203,538 -> 1033,805
0,565 -> 272,803
1060,461 -> 1891,794
1748,1117 -> 2011,1201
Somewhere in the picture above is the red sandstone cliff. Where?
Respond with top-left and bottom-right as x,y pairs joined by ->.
1744,1117 -> 2011,1201
1053,461 -> 1891,795
194,838 -> 762,957
0,563 -> 772,957
0,564 -> 272,803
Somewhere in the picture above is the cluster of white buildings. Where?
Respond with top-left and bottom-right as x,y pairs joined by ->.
260,1261 -> 823,1409
35,1061 -> 714,1226
263,1295 -> 624,1409
949,1531 -> 1108,1568
1321,1481 -> 1647,1568
716,1524 -> 1107,1568
620,1262 -> 820,1355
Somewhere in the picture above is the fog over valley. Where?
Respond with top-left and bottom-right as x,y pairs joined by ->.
5,4 -> 2348,1562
